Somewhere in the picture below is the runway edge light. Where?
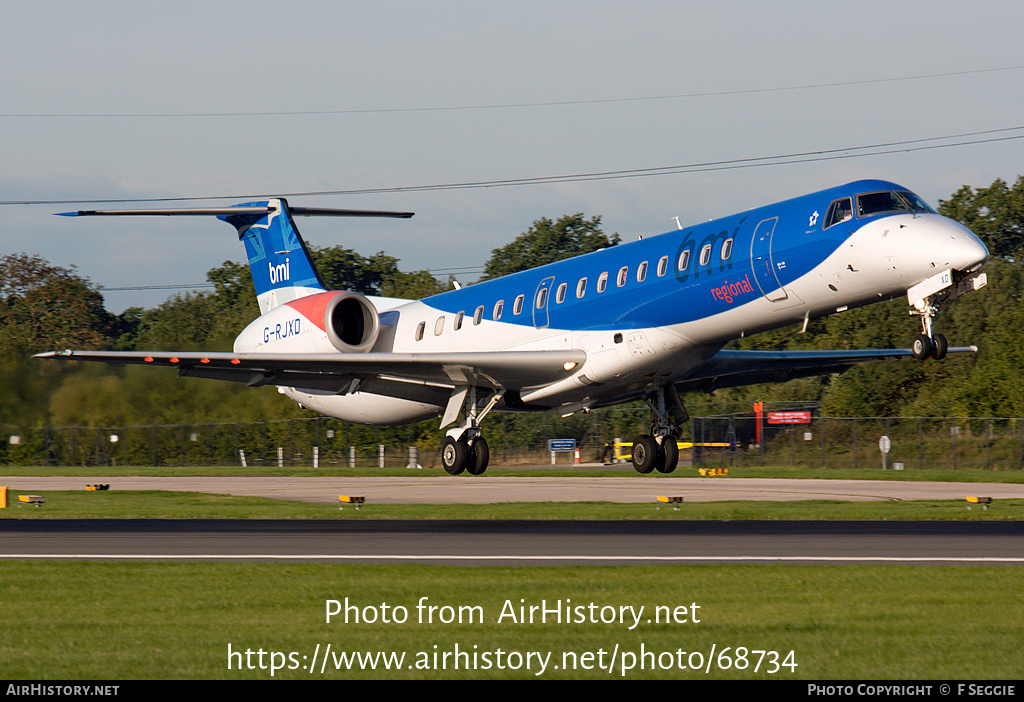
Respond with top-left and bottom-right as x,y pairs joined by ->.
339,495 -> 365,510
966,496 -> 992,510
657,496 -> 684,511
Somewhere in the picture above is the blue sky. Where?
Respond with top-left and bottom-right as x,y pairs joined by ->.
3,1 -> 1024,312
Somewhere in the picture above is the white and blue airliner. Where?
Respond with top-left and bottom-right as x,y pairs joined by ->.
40,180 -> 989,475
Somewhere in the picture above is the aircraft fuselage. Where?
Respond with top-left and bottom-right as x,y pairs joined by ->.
232,179 -> 987,424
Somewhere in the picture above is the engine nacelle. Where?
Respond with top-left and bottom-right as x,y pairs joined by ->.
232,290 -> 382,354
324,291 -> 380,353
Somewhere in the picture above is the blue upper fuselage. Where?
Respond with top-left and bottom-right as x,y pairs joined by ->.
419,180 -> 931,331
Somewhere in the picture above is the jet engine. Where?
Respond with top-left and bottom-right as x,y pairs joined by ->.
324,291 -> 380,353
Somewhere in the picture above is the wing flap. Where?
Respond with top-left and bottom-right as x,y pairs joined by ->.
35,349 -> 587,391
675,346 -> 977,392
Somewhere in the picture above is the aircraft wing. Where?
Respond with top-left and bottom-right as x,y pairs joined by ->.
674,346 -> 978,392
34,349 -> 587,393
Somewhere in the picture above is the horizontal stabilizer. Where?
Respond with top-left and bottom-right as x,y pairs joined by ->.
56,206 -> 413,218
54,198 -> 413,315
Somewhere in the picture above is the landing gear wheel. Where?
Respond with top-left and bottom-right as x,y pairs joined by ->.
632,435 -> 658,474
911,334 -> 932,360
441,437 -> 468,475
931,333 -> 948,360
656,439 -> 679,474
466,437 -> 489,475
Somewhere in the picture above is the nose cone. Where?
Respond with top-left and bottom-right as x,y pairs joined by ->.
943,217 -> 989,272
898,214 -> 988,273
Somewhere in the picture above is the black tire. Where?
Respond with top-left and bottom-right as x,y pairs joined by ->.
931,333 -> 948,360
441,437 -> 467,475
467,437 -> 489,475
657,439 -> 679,474
911,334 -> 932,360
632,435 -> 658,474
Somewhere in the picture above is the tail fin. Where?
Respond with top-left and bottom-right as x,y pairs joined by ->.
219,199 -> 326,313
57,201 -> 414,314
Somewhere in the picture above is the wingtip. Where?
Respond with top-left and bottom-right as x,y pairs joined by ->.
33,350 -> 71,358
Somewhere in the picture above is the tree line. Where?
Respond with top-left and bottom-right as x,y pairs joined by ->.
3,179 -> 1024,438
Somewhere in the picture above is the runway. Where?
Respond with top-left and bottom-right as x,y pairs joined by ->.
2,476 -> 1022,565
1,519 -> 1022,565
5,474 -> 1024,504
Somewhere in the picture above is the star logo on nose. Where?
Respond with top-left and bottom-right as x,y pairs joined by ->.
809,211 -> 819,227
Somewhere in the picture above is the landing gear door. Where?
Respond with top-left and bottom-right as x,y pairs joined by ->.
533,276 -> 555,329
750,217 -> 788,302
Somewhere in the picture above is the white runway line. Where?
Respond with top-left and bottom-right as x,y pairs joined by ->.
2,554 -> 1023,562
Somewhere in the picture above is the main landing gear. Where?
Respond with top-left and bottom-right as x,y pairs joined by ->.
631,385 -> 689,475
441,434 -> 489,476
439,385 -> 501,476
910,297 -> 947,361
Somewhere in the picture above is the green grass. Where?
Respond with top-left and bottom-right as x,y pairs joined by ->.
1,489 -> 1021,520
2,470 -> 1021,680
0,562 -> 1020,679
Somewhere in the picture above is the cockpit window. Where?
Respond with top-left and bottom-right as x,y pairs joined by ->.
823,197 -> 853,229
855,190 -> 935,218
897,191 -> 935,213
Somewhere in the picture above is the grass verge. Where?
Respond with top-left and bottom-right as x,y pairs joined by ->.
0,490 -> 1021,520
0,562 -> 1020,679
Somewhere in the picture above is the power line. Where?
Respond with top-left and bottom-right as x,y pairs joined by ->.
5,125 -> 1023,207
99,266 -> 487,293
3,65 -> 1022,118
99,284 -> 214,292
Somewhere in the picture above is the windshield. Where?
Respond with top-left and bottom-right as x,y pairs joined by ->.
856,190 -> 935,217
897,191 -> 935,213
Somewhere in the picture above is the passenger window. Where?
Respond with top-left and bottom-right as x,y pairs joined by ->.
474,305 -> 484,325
513,294 -> 524,315
454,311 -> 464,331
617,266 -> 628,287
493,300 -> 504,320
677,249 -> 691,272
657,256 -> 668,277
556,282 -> 567,304
721,239 -> 733,260
699,244 -> 712,266
535,287 -> 548,309
434,316 -> 445,336
415,321 -> 425,341
637,261 -> 648,282
824,198 -> 854,229
597,272 -> 608,293
576,278 -> 587,298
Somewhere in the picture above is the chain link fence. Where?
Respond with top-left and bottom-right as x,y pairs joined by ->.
690,413 -> 1024,471
1,405 -> 1022,471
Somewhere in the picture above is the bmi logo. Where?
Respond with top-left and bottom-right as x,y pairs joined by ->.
269,258 -> 290,285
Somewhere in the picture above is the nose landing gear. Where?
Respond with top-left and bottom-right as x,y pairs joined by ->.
907,267 -> 988,361
911,332 -> 947,361
910,298 -> 948,361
